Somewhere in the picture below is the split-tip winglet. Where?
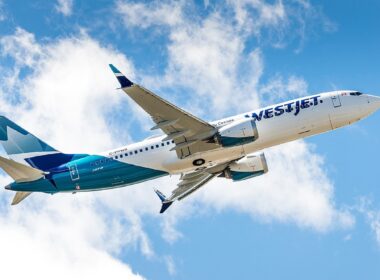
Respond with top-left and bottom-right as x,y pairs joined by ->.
154,189 -> 174,214
108,64 -> 133,88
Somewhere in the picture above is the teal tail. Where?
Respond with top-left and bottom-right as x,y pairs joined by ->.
0,117 -> 86,171
0,116 -> 58,157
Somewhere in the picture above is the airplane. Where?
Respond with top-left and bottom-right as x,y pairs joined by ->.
0,64 -> 379,213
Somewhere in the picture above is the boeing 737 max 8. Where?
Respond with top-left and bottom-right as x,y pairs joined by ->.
1,65 -> 379,213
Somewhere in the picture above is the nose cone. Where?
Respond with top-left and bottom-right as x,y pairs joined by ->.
367,95 -> 380,111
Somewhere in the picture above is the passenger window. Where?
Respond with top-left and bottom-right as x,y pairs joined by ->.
140,149 -> 143,152
166,141 -> 170,145
145,147 -> 148,151
171,140 -> 174,143
130,152 -> 133,155
156,144 -> 159,148
120,154 -> 123,158
151,146 -> 154,149
125,153 -> 128,157
115,156 -> 118,159
134,151 -> 138,154
161,143 -> 164,147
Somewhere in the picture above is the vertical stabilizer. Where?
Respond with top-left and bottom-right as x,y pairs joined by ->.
0,116 -> 60,165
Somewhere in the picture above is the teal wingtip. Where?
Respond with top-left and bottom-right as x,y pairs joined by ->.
108,64 -> 133,87
109,64 -> 120,74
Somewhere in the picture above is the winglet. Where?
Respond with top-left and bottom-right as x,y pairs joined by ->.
160,201 -> 174,214
154,189 -> 174,214
109,64 -> 133,88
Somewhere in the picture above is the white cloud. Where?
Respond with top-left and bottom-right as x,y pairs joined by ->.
0,28 -> 135,153
116,1 -> 183,29
228,0 -> 286,32
164,255 -> 176,276
55,0 -> 74,16
259,74 -> 309,105
0,28 -> 149,279
356,197 -> 380,247
368,212 -> 380,246
0,195 -> 144,280
0,0 -> 5,21
0,27 -> 42,67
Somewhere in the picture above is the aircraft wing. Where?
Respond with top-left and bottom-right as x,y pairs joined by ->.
154,163 -> 229,213
109,64 -> 219,159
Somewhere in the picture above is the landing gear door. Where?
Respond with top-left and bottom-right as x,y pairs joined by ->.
331,95 -> 342,108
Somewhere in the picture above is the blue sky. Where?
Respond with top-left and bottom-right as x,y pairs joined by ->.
0,1 -> 380,279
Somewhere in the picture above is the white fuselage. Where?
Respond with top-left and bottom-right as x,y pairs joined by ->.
104,91 -> 380,175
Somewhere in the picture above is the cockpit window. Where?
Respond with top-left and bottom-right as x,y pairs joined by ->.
350,91 -> 363,96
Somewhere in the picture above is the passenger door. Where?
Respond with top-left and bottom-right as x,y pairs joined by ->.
331,94 -> 342,108
330,93 -> 350,129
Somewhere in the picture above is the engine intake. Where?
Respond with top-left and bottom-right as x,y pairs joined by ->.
217,119 -> 258,147
223,153 -> 268,181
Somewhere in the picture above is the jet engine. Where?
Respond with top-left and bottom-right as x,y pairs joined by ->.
216,119 -> 258,147
222,153 -> 268,181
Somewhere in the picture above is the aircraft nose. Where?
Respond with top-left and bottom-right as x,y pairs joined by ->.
4,184 -> 11,190
367,95 -> 380,110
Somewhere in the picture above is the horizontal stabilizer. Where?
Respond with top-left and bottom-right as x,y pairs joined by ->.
0,155 -> 44,182
11,191 -> 32,205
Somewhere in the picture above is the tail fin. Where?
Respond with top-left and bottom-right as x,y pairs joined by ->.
0,116 -> 59,165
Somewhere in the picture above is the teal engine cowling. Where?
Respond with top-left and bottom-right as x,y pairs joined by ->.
222,153 -> 268,181
217,119 -> 258,147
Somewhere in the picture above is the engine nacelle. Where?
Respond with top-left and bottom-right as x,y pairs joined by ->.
217,119 -> 258,147
223,153 -> 268,181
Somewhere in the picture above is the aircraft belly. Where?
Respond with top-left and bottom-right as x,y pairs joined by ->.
8,178 -> 57,193
162,146 -> 245,173
52,159 -> 168,192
